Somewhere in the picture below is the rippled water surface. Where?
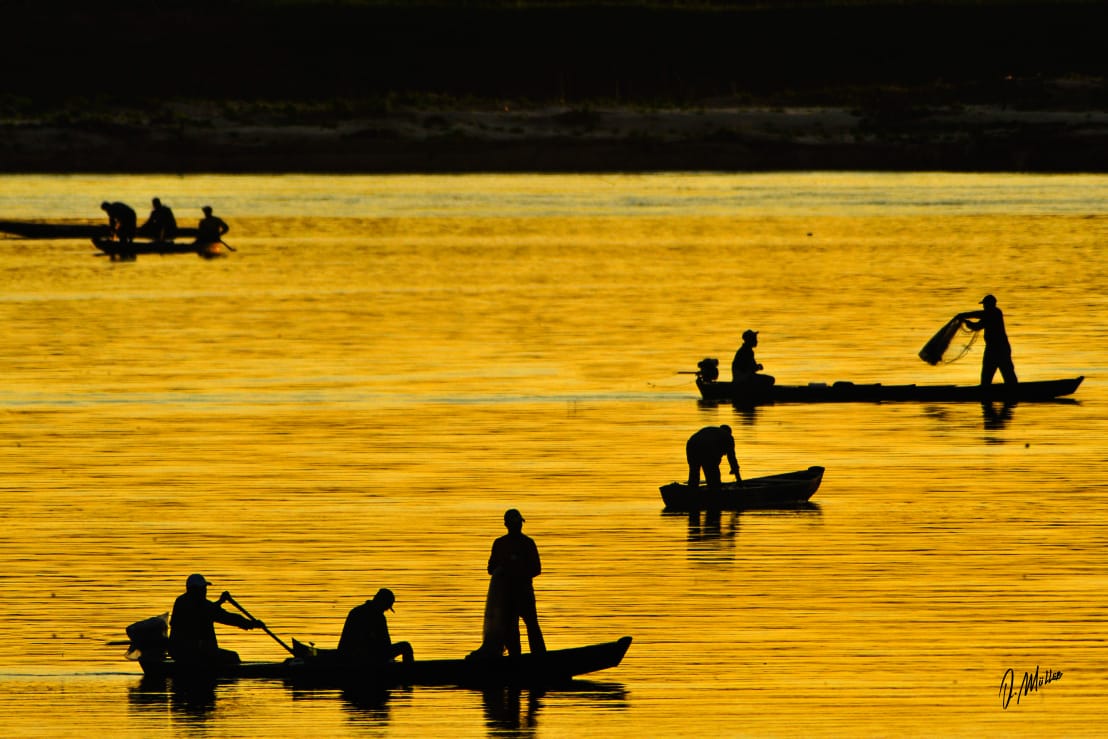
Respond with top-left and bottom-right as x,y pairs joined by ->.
1,173 -> 1106,736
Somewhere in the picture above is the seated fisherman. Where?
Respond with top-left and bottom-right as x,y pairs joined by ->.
731,329 -> 775,389
168,573 -> 262,670
337,588 -> 414,668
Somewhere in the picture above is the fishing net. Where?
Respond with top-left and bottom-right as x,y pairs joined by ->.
919,315 -> 979,365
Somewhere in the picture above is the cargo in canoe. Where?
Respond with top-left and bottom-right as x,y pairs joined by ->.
660,466 -> 824,511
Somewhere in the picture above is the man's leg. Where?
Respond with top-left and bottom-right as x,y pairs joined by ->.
704,464 -> 722,491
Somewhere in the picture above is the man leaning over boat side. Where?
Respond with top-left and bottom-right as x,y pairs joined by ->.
100,201 -> 136,243
139,197 -> 177,242
337,587 -> 414,668
686,424 -> 741,490
196,205 -> 230,244
168,573 -> 263,671
955,294 -> 1018,386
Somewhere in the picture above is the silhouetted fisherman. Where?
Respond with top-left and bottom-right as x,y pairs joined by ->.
731,329 -> 776,392
338,587 -> 414,667
485,508 -> 546,657
100,201 -> 136,243
196,205 -> 229,243
956,294 -> 1018,386
168,573 -> 262,670
139,197 -> 177,242
686,424 -> 740,490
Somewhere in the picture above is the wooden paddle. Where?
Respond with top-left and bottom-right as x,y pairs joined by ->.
222,592 -> 295,656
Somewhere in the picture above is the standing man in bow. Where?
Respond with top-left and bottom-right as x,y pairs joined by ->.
956,294 -> 1018,386
487,508 -> 546,656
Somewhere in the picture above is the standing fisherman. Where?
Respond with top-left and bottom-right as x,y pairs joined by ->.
956,294 -> 1018,386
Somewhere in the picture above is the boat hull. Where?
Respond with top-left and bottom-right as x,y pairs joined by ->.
660,466 -> 824,511
136,636 -> 632,688
92,236 -> 226,259
0,220 -> 197,240
697,376 -> 1083,405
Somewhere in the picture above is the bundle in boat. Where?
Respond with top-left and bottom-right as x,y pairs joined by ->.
918,315 -> 964,365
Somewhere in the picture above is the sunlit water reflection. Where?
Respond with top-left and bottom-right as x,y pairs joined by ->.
0,173 -> 1106,736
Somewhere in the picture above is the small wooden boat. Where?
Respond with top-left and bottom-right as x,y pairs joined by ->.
696,376 -> 1083,405
128,628 -> 631,688
0,220 -> 197,240
660,466 -> 824,511
92,237 -> 227,260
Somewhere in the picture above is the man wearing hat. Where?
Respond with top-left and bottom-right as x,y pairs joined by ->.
731,329 -> 775,390
338,587 -> 414,666
957,294 -> 1018,386
168,573 -> 263,670
486,509 -> 546,656
686,424 -> 741,490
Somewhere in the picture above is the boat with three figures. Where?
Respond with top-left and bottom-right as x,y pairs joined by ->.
122,612 -> 631,689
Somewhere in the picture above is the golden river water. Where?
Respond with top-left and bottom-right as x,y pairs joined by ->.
0,173 -> 1106,736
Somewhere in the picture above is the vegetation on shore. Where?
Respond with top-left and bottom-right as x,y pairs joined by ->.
3,1 -> 1106,171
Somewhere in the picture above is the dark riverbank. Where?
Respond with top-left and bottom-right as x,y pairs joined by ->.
4,102 -> 1108,173
4,1 -> 1107,173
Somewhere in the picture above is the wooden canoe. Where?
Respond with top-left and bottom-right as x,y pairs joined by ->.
92,237 -> 226,260
0,220 -> 197,240
697,376 -> 1083,405
134,636 -> 633,688
660,466 -> 824,511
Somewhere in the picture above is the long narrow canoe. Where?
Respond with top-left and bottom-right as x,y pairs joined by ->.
697,376 -> 1083,405
660,466 -> 824,511
92,237 -> 226,259
135,636 -> 633,688
0,220 -> 197,239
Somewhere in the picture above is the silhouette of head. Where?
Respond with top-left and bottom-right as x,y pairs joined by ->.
202,205 -> 213,216
742,329 -> 758,344
720,424 -> 732,436
504,508 -> 525,529
980,294 -> 997,306
373,587 -> 395,612
152,198 -> 161,207
186,573 -> 211,591
100,201 -> 110,211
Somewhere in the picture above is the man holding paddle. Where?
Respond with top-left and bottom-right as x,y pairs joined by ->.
168,573 -> 264,670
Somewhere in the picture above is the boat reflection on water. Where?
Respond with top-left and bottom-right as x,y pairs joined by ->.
664,504 -> 823,550
981,400 -> 1016,430
128,675 -> 218,723
482,685 -> 540,733
697,399 -> 761,425
287,683 -> 394,723
481,680 -> 629,734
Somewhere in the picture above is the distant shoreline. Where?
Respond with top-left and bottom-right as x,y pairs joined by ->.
4,104 -> 1108,174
